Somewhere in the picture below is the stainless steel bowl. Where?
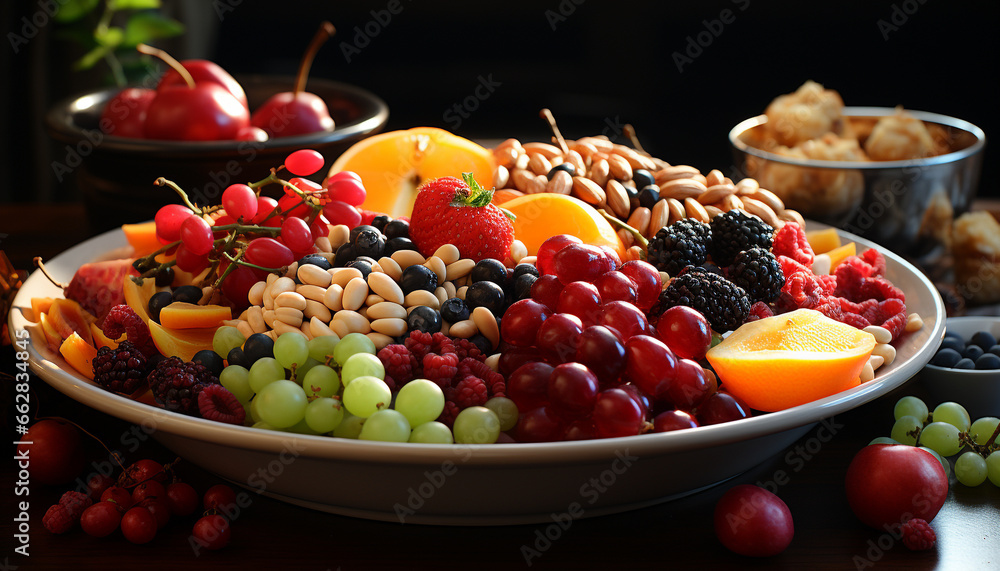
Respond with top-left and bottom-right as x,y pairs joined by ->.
729,107 -> 985,261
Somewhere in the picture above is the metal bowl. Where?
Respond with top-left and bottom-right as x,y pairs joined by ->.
729,107 -> 985,261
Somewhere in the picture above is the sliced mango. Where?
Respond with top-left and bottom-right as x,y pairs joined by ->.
59,332 -> 97,380
30,297 -> 54,322
38,313 -> 63,351
48,298 -> 94,345
806,228 -> 841,255
159,302 -> 232,329
123,277 -> 159,324
122,221 -> 162,258
827,242 -> 858,270
148,321 -> 217,362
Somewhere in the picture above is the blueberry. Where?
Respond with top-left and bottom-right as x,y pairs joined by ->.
632,169 -> 655,189
298,253 -> 333,271
964,344 -> 985,361
465,281 -> 506,315
440,297 -> 470,323
930,348 -> 962,368
399,264 -> 438,294
407,305 -> 442,334
172,285 -> 202,304
513,273 -> 537,301
513,264 -> 540,280
384,237 -> 418,256
148,291 -> 173,324
990,345 -> 1000,357
471,259 -> 508,286
975,353 -> 1000,370
227,347 -> 251,369
372,215 -> 391,232
154,266 -> 174,287
939,337 -> 965,353
943,329 -> 963,340
383,219 -> 410,241
970,331 -> 997,351
349,225 -> 379,243
333,243 -> 356,267
547,163 -> 576,179
353,229 -> 385,259
243,333 -> 275,364
638,185 -> 660,210
346,259 -> 372,280
192,349 -> 224,377
468,333 -> 493,355
954,358 -> 976,370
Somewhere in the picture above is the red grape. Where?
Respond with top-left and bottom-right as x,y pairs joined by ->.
80,502 -> 122,538
325,174 -> 367,206
16,420 -> 84,486
618,383 -> 651,418
280,216 -> 314,252
221,265 -> 260,308
498,345 -> 545,376
594,271 -> 638,305
165,482 -> 199,516
655,305 -> 712,361
222,184 -> 257,221
574,325 -> 626,384
277,193 -> 313,218
325,170 -> 362,185
121,507 -> 158,544
289,177 -> 323,195
136,497 -> 171,530
86,474 -> 115,500
284,149 -> 325,176
131,480 -> 166,504
845,445 -> 948,529
235,126 -> 268,141
322,200 -> 362,227
212,214 -> 236,238
547,363 -> 600,418
556,281 -> 602,324
516,406 -> 564,442
535,313 -> 584,363
155,204 -> 195,242
252,196 -> 279,224
508,361 -> 555,411
599,301 -> 648,339
120,458 -> 167,486
101,486 -> 133,512
653,410 -> 699,432
192,514 -> 231,551
697,391 -> 751,425
245,237 -> 294,268
309,214 -> 330,240
551,244 -> 608,284
598,245 -> 621,269
625,335 -> 678,400
529,274 -> 564,312
563,419 -> 597,441
180,215 -> 214,255
175,243 -> 210,273
203,484 -> 238,511
619,260 -> 662,311
714,485 -> 794,557
536,234 -> 582,276
592,388 -> 645,438
501,299 -> 551,347
667,358 -> 713,409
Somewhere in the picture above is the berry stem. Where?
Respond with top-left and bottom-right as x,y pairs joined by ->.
137,44 -> 195,89
294,21 -> 335,96
32,257 -> 68,289
598,209 -> 649,250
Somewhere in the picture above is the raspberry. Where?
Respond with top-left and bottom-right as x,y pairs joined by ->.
857,277 -> 905,302
92,341 -> 148,395
358,209 -> 383,227
771,222 -> 814,266
776,255 -> 813,281
438,400 -> 461,428
880,311 -> 907,341
450,375 -> 489,408
423,352 -> 459,389
59,491 -> 93,520
861,298 -> 906,325
378,344 -> 418,388
457,358 -> 506,396
901,518 -> 936,551
860,248 -> 886,277
816,274 -> 837,295
147,357 -> 218,416
198,384 -> 246,425
454,338 -> 486,362
43,504 -> 74,534
746,301 -> 775,322
101,304 -> 157,357
838,311 -> 871,330
782,271 -> 826,309
404,330 -> 434,362
429,332 -> 457,356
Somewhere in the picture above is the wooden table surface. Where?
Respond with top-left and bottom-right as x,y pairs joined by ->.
2,202 -> 999,570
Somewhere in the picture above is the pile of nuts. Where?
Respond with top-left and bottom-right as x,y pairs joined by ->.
223,226 -> 529,350
491,136 -> 807,252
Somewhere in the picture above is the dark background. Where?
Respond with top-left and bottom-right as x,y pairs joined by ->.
2,0 -> 998,207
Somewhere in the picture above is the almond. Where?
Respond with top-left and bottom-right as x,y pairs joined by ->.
697,183 -> 737,205
627,206 -> 651,237
493,165 -> 510,189
528,153 -> 553,176
547,170 -> 573,195
654,165 -> 699,185
741,196 -> 781,228
590,158 -> 611,187
649,199 -> 669,239
683,198 -> 710,223
736,177 -> 760,195
522,142 -> 563,160
705,169 -> 725,187
659,178 -> 707,200
605,180 -> 631,218
666,198 -> 686,225
606,153 -> 633,181
572,176 -> 606,205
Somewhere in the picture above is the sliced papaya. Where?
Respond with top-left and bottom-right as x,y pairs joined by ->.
828,242 -> 858,270
122,277 -> 159,324
148,321 -> 217,362
48,298 -> 94,346
806,228 -> 841,255
159,302 -> 232,330
59,332 -> 97,380
122,221 -> 162,258
30,297 -> 54,322
38,313 -> 63,351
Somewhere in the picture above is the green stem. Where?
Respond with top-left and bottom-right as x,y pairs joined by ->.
598,209 -> 648,251
154,177 -> 221,216
104,52 -> 126,87
221,250 -> 287,275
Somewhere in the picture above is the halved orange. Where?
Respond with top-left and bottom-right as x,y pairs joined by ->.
706,308 -> 876,412
501,193 -> 627,259
327,127 -> 495,218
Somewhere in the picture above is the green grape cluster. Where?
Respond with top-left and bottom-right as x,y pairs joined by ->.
877,396 -> 1000,487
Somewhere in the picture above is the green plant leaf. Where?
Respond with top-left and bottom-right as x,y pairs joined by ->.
122,12 -> 185,47
53,0 -> 100,23
109,0 -> 162,9
95,26 -> 124,47
73,43 -> 113,70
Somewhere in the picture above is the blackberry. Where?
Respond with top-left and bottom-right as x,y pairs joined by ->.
646,219 -> 711,276
727,247 -> 785,303
93,341 -> 149,395
657,266 -> 750,332
709,209 -> 773,267
147,357 -> 219,416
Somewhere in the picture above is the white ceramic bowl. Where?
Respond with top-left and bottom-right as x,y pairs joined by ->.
10,224 -> 944,524
919,316 -> 1000,420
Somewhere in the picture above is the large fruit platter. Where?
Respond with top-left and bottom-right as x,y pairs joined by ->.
13,121 -> 945,524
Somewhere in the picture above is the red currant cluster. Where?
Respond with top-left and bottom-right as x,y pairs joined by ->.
498,234 -> 752,442
139,149 -> 366,308
43,457 -> 235,550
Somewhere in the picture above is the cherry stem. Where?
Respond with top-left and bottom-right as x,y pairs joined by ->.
35,415 -> 126,472
218,250 -> 287,282
32,257 -> 68,289
598,209 -> 649,250
540,108 -> 569,155
295,21 -> 335,96
137,44 -> 195,89
154,177 -> 221,216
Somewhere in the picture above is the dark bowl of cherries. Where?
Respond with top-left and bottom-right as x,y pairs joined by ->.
920,316 -> 1000,420
45,39 -> 388,234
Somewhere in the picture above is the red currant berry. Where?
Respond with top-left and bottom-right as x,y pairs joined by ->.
80,502 -> 122,537
203,484 -> 238,512
121,507 -> 157,544
192,514 -> 231,551
165,482 -> 199,517
284,149 -> 325,176
222,184 -> 257,221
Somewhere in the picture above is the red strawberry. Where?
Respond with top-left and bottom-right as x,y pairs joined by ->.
408,174 -> 514,262
65,259 -> 134,323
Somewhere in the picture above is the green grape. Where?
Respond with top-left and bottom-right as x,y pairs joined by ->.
274,331 -> 310,369
932,402 -> 971,432
970,417 -> 1000,446
955,451 -> 988,486
333,332 -> 376,366
286,417 -> 321,435
249,396 -> 262,422
986,451 -> 1000,487
248,357 -> 286,393
251,420 -> 285,431
893,396 -> 928,423
868,437 -> 902,446
305,397 -> 344,433
295,357 -> 321,380
409,421 -> 454,444
341,353 -> 385,387
890,415 -> 922,445
453,406 -> 501,444
342,376 -> 391,418
485,397 -> 519,432
359,409 -> 411,442
213,326 -> 245,358
332,413 -> 364,439
307,334 -> 340,364
394,379 -> 445,427
219,365 -> 253,405
919,422 -> 962,457
255,380 -> 308,428
302,365 -> 341,399
918,446 -> 951,480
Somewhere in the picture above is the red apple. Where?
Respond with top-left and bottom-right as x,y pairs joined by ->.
100,88 -> 155,138
157,59 -> 248,110
714,484 -> 794,557
845,444 -> 948,530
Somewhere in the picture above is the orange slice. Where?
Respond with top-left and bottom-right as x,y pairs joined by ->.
328,127 -> 495,218
706,308 -> 876,412
502,193 -> 626,259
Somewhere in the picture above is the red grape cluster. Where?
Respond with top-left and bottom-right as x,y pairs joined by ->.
143,150 -> 367,308
499,235 -> 753,442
